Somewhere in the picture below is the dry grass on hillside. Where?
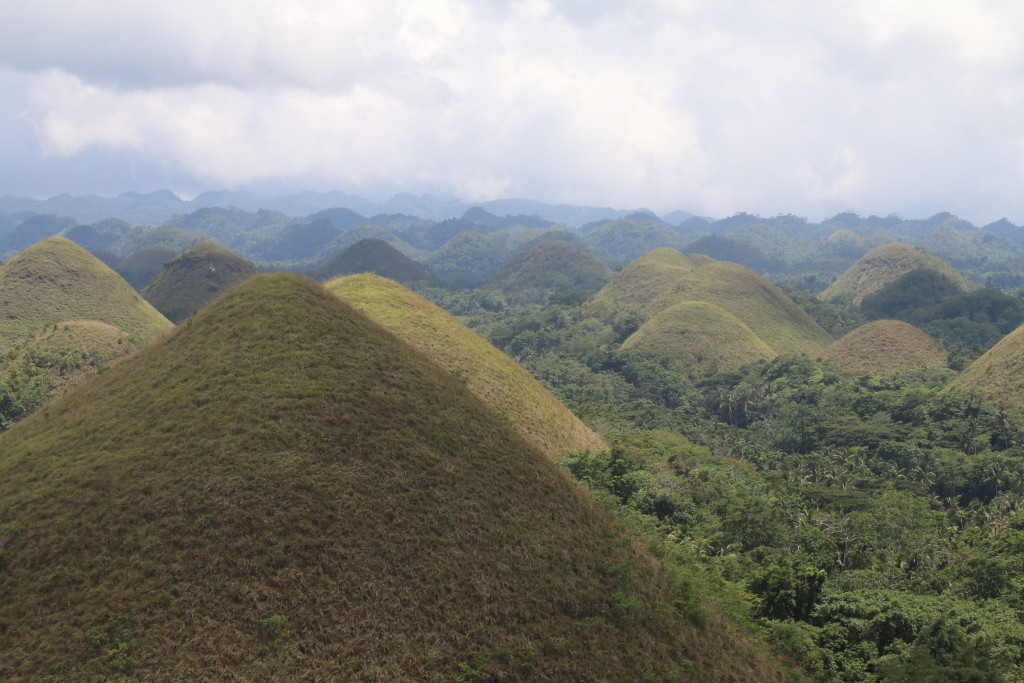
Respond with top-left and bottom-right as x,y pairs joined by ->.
820,320 -> 948,375
327,273 -> 608,459
0,274 -> 797,681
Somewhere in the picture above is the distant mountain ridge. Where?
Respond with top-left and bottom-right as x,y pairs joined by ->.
0,190 -> 673,228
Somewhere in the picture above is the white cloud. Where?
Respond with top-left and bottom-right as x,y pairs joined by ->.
4,0 -> 1024,221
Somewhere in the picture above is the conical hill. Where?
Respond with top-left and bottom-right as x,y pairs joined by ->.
0,236 -> 172,350
586,247 -> 699,321
818,242 -> 970,306
317,237 -> 432,284
820,320 -> 948,375
656,261 -> 833,356
488,240 -> 611,297
951,323 -> 1024,403
326,273 -> 607,459
622,301 -> 775,376
0,274 -> 789,680
143,241 -> 256,322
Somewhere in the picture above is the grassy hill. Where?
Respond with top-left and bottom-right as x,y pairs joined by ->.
488,240 -> 611,299
622,301 -> 776,376
951,323 -> 1024,403
0,237 -> 172,350
327,273 -> 608,459
0,274 -> 792,680
586,247 -> 700,322
143,241 -> 257,322
820,320 -> 948,375
316,237 -> 432,284
818,242 -> 970,306
656,262 -> 834,356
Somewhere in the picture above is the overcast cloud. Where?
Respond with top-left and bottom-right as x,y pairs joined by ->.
2,0 -> 1024,223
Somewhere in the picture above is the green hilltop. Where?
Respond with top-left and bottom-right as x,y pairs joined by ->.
587,249 -> 831,372
488,240 -> 611,299
327,273 -> 608,459
0,236 -> 172,351
818,242 -> 971,306
143,241 -> 257,323
622,300 -> 776,376
819,319 -> 948,375
950,322 -> 1024,403
586,247 -> 701,322
316,237 -> 432,284
0,274 -> 791,680
656,261 -> 833,357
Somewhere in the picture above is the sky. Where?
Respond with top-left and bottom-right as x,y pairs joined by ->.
2,0 -> 1024,224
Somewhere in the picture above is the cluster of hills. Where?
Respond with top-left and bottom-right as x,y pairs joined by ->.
6,191 -> 1024,292
0,236 -> 801,679
9,189 -> 1024,678
587,248 -> 832,376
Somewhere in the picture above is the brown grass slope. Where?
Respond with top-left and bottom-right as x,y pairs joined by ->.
327,273 -> 608,459
0,236 -> 172,350
488,240 -> 611,295
951,323 -> 1024,404
143,241 -> 256,322
818,242 -> 970,306
657,262 -> 833,356
0,274 -> 793,681
586,247 -> 700,322
820,320 -> 948,375
622,301 -> 776,377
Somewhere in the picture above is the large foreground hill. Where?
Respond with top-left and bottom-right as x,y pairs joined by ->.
0,274 -> 791,680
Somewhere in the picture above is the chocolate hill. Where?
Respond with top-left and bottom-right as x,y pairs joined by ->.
0,274 -> 791,680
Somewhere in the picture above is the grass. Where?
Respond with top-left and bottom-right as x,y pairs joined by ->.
622,301 -> 776,377
0,273 -> 796,680
819,320 -> 948,375
327,273 -> 608,460
588,249 -> 832,357
0,236 -> 172,351
951,322 -> 1024,403
818,242 -> 971,306
654,261 -> 834,356
586,247 -> 699,322
142,241 -> 256,322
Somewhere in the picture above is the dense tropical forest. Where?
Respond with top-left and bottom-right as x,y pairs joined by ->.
4,192 -> 1024,680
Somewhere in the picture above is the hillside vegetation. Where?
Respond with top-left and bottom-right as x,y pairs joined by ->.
488,240 -> 611,300
0,274 -> 793,681
327,273 -> 608,459
0,237 -> 172,350
143,241 -> 256,322
819,320 -> 948,375
0,320 -> 133,427
818,242 -> 970,306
